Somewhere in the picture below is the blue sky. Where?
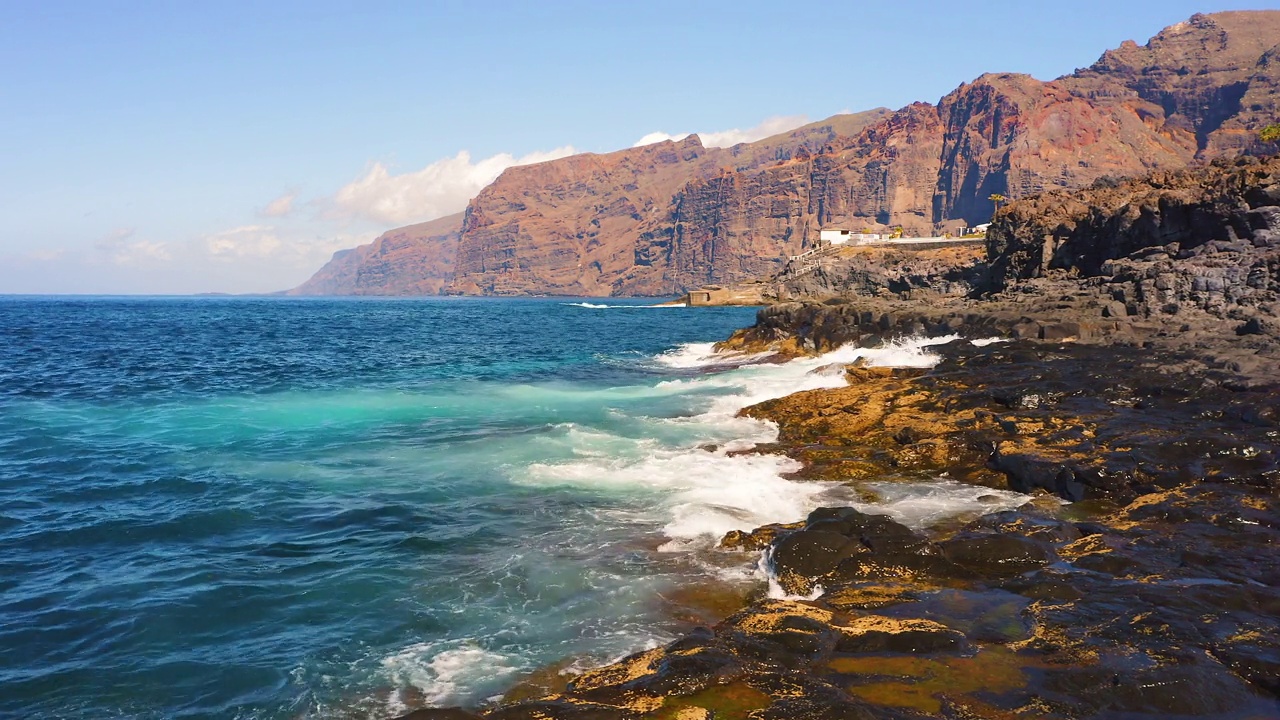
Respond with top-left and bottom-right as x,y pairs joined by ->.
2,0 -> 1276,294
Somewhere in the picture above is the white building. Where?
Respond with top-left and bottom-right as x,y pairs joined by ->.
820,228 -> 852,245
820,228 -> 882,246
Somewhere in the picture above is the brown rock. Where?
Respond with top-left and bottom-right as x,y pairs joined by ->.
298,12 -> 1280,298
719,521 -> 803,552
290,213 -> 463,295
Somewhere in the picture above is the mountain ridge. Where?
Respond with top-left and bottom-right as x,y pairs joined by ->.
294,10 -> 1280,297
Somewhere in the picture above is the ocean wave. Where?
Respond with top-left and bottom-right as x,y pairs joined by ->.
562,302 -> 686,309
516,334 -> 1019,559
651,341 -> 775,369
381,641 -> 522,711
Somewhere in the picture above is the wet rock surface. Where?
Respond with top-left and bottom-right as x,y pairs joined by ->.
741,339 -> 1280,501
396,333 -> 1280,719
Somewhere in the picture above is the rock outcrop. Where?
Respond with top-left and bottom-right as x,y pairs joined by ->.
768,244 -> 987,302
714,153 -> 1280,386
298,11 -> 1280,297
397,337 -> 1280,719
987,154 -> 1280,320
289,213 -> 463,296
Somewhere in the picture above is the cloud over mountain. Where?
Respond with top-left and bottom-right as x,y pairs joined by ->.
331,146 -> 577,225
633,115 -> 809,149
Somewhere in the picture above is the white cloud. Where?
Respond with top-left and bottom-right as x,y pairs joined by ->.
204,225 -> 284,259
200,224 -> 363,265
260,191 -> 296,218
633,114 -> 810,149
331,146 -> 577,226
2,220 -> 373,295
96,227 -> 171,265
633,131 -> 690,147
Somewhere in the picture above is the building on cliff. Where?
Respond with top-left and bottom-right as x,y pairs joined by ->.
819,228 -> 884,245
292,10 -> 1280,299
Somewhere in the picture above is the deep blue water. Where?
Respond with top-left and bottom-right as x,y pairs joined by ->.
0,297 -> 766,719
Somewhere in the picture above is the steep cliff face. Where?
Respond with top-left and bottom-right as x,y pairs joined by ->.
1077,11 -> 1280,157
447,135 -> 718,296
289,213 -> 462,295
933,72 -> 1198,223
446,110 -> 892,296
295,11 -> 1280,297
616,104 -> 946,295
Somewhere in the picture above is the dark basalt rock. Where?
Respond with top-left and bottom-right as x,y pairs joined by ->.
772,505 -> 1064,597
1040,660 -> 1267,717
770,508 -> 951,595
962,509 -> 1083,544
936,533 -> 1057,576
398,709 -> 483,720
486,701 -> 640,720
770,529 -> 862,581
1211,640 -> 1280,697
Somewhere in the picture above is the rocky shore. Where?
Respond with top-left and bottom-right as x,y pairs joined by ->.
402,336 -> 1280,720
398,158 -> 1280,719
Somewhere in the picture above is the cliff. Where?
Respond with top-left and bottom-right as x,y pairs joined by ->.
446,111 -> 893,296
719,152 -> 1280,389
288,213 -> 463,296
296,11 -> 1280,297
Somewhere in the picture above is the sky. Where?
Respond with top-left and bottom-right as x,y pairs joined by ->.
2,0 -> 1277,294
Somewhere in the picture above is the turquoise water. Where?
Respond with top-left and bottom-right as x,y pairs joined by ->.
0,297 -> 1033,718
0,297 -> 773,718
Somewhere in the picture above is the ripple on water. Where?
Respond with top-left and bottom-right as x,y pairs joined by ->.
3,299 -> 1010,718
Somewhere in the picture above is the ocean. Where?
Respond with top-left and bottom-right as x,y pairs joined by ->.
0,297 -> 1029,718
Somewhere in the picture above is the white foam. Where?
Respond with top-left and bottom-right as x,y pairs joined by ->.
759,549 -> 826,600
487,334 -> 1033,704
564,302 -> 687,309
818,333 -> 962,368
858,479 -> 1031,529
517,334 -> 982,555
380,641 -> 520,709
652,341 -> 774,369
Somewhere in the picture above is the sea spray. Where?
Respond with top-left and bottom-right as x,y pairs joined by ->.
513,334 -> 1032,642
517,335 -> 973,554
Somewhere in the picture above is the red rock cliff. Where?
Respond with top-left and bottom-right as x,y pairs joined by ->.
295,10 -> 1280,297
289,212 -> 463,296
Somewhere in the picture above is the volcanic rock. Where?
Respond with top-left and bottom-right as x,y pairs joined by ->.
289,212 -> 464,295
300,11 -> 1280,298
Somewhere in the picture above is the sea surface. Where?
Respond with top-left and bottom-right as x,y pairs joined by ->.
0,297 -> 1029,719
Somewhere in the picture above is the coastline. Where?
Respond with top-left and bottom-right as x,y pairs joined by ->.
401,295 -> 1280,719
399,155 -> 1280,718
